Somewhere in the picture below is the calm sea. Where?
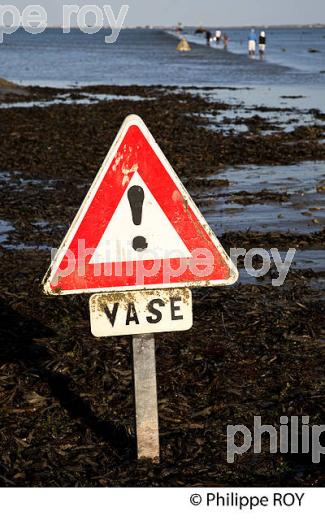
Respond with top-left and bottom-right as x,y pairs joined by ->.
0,27 -> 324,88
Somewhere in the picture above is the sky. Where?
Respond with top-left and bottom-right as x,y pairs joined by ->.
10,0 -> 325,27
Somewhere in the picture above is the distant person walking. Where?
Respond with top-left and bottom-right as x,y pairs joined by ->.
215,29 -> 222,44
248,28 -> 257,56
206,30 -> 212,46
259,31 -> 266,56
223,33 -> 229,50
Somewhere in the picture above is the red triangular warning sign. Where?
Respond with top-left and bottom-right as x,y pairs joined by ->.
43,115 -> 238,295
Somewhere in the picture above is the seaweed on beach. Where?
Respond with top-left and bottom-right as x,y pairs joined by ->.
0,85 -> 324,487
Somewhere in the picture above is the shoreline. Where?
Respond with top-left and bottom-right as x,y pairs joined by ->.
2,26 -> 325,89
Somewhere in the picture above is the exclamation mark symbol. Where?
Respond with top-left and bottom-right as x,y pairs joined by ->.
127,185 -> 148,252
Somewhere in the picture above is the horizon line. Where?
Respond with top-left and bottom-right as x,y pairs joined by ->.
4,22 -> 323,29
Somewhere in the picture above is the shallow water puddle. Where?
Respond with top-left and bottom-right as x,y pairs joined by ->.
32,219 -> 50,229
0,92 -> 152,110
0,216 -> 50,251
4,242 -> 51,251
0,219 -> 15,244
187,85 -> 325,135
193,161 -> 325,234
195,85 -> 325,113
0,170 -> 57,191
198,107 -> 319,134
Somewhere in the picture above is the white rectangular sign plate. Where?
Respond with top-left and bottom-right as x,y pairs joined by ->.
89,288 -> 193,337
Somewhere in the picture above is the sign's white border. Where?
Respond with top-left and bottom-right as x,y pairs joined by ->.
43,115 -> 238,295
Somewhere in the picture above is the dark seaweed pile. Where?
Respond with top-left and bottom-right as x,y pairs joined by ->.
0,85 -> 324,487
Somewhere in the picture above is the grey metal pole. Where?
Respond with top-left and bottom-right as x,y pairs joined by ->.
132,333 -> 160,462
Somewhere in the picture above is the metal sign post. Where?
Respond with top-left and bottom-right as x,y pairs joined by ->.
132,333 -> 159,461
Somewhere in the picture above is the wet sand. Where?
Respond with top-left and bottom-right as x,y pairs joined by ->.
0,83 -> 324,487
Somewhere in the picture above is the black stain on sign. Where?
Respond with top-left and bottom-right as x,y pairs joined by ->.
127,185 -> 148,252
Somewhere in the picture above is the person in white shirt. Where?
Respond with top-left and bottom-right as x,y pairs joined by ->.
259,31 -> 266,55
